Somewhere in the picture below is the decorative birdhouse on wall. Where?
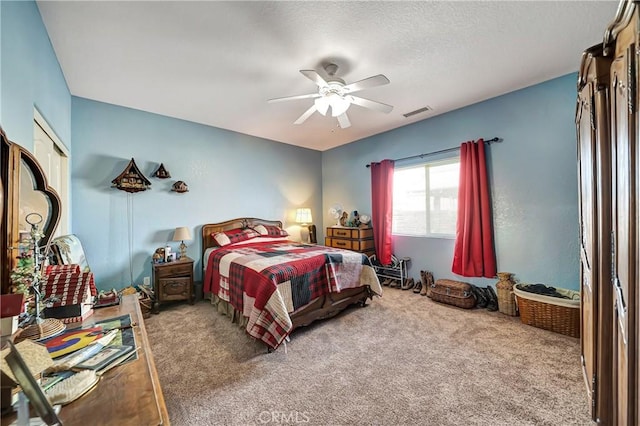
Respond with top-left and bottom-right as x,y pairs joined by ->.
171,181 -> 189,193
153,163 -> 171,179
111,158 -> 151,193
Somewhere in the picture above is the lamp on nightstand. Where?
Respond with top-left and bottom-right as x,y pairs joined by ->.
172,227 -> 192,259
295,208 -> 313,243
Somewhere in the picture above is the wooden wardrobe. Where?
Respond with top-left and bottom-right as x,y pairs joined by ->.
577,0 -> 639,423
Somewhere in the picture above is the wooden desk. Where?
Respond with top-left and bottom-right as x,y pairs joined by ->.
2,295 -> 169,426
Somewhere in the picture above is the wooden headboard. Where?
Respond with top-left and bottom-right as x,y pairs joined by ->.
201,217 -> 283,263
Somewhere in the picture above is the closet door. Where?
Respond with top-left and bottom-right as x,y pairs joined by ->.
576,44 -> 612,423
610,44 -> 637,426
577,66 -> 597,408
577,71 -> 598,420
593,78 -> 614,425
636,81 -> 640,426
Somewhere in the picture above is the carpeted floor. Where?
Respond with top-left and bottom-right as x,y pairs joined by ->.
145,289 -> 591,426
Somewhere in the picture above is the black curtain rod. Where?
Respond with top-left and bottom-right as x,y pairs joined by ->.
366,137 -> 501,168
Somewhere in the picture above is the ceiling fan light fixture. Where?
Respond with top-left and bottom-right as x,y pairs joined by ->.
329,95 -> 350,117
314,97 -> 330,116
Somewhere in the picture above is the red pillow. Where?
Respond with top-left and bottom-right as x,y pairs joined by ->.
212,228 -> 259,246
252,224 -> 289,237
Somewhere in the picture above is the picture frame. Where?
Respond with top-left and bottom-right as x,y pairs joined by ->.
75,345 -> 134,371
167,253 -> 176,262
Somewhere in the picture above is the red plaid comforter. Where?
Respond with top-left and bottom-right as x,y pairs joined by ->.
203,240 -> 382,349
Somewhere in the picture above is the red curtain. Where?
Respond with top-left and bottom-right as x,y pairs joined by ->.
452,139 -> 497,278
370,160 -> 394,265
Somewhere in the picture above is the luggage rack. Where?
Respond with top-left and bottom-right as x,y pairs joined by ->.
368,254 -> 410,285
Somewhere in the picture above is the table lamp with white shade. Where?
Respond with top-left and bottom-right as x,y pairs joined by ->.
295,208 -> 313,243
173,226 -> 192,259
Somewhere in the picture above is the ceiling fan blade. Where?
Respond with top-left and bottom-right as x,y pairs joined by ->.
343,74 -> 390,93
268,93 -> 320,103
294,104 -> 317,125
300,70 -> 328,87
349,96 -> 394,114
337,113 -> 351,129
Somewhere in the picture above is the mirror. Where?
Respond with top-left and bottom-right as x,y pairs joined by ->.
19,159 -> 51,238
1,128 -> 61,293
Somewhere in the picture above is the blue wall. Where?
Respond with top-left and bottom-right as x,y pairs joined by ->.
322,74 -> 580,290
0,1 -> 71,150
72,98 -> 322,288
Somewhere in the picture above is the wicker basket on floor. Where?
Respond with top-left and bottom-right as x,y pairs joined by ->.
513,284 -> 580,338
138,293 -> 153,318
496,272 -> 518,316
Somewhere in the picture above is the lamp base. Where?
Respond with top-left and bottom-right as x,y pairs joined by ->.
298,223 -> 308,244
179,241 -> 187,259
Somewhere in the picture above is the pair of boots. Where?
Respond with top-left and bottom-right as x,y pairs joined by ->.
419,270 -> 434,297
400,278 -> 415,290
471,285 -> 498,311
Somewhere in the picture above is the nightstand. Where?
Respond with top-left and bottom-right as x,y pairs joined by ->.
152,256 -> 194,313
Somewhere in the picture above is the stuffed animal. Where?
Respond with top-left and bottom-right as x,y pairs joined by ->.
339,211 -> 349,227
153,248 -> 165,263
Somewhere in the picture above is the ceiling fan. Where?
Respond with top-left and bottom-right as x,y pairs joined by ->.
268,63 -> 393,129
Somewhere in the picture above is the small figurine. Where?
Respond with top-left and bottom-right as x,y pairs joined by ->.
339,211 -> 349,227
95,289 -> 120,308
352,210 -> 360,228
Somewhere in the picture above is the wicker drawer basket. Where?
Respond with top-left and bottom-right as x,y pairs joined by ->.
513,284 -> 580,338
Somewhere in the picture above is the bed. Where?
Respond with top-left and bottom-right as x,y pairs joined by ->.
202,217 -> 382,350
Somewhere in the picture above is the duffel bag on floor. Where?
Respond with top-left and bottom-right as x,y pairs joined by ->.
429,279 -> 476,309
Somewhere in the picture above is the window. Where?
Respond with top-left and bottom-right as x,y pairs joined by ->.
392,157 -> 460,237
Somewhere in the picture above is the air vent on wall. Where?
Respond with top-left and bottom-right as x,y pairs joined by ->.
403,106 -> 432,118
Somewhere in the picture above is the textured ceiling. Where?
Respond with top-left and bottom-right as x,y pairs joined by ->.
37,1 -> 618,151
